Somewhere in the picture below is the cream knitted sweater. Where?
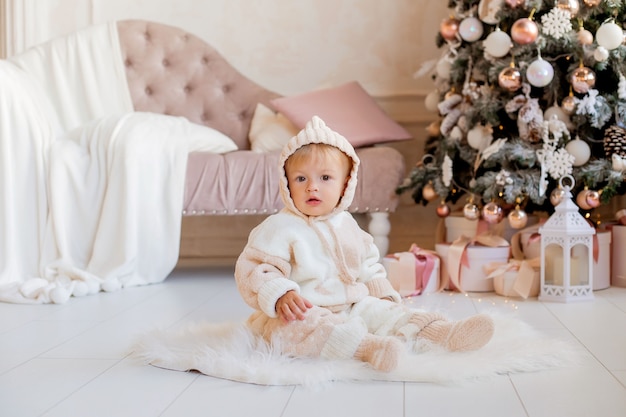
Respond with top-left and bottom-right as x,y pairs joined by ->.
235,116 -> 401,318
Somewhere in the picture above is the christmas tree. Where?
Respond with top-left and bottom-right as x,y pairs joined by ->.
398,0 -> 626,228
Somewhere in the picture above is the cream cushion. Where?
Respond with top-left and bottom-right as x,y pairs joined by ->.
249,103 -> 299,153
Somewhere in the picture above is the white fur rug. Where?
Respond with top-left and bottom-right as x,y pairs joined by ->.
132,315 -> 582,387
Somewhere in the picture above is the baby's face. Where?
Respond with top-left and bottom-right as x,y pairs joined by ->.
286,154 -> 349,217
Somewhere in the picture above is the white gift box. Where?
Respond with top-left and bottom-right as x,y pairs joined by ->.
435,243 -> 510,292
611,225 -> 626,288
382,250 -> 440,297
594,230 -> 611,290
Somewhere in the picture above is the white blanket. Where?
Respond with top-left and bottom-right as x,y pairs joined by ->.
0,23 -> 196,303
132,315 -> 582,387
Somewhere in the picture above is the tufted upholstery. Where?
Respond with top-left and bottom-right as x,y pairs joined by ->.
115,20 -> 406,253
118,20 -> 279,150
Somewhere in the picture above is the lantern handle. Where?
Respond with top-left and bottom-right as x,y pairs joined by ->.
559,174 -> 575,191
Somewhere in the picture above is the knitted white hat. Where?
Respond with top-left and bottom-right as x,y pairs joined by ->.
278,116 -> 360,219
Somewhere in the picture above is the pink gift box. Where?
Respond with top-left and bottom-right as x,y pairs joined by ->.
382,245 -> 440,297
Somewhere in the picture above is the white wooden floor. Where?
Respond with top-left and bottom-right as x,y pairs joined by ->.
1,265 -> 625,417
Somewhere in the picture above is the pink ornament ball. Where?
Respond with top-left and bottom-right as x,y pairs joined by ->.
511,18 -> 539,45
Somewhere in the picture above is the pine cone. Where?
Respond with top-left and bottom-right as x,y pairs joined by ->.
603,125 -> 626,159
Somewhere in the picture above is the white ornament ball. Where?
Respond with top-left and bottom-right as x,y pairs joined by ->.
459,17 -> 484,42
483,29 -> 512,57
467,124 -> 493,151
596,22 -> 624,50
594,46 -> 610,62
436,58 -> 452,79
526,58 -> 554,87
425,90 -> 440,112
565,138 -> 591,166
544,104 -> 573,130
50,286 -> 71,304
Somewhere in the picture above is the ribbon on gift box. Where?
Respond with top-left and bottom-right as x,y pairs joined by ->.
384,244 -> 440,296
445,234 -> 510,292
485,258 -> 540,299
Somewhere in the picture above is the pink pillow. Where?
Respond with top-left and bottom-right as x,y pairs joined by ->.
271,81 -> 412,148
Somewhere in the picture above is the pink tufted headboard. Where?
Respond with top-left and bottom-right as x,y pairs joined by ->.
116,20 -> 280,150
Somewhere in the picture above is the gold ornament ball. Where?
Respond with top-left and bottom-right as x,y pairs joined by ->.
436,202 -> 451,218
585,190 -> 601,208
508,206 -> 528,229
576,189 -> 593,210
561,95 -> 577,115
463,203 -> 480,220
511,18 -> 539,45
577,29 -> 594,45
570,67 -> 596,94
482,202 -> 503,224
422,183 -> 439,202
498,66 -> 522,91
440,17 -> 460,42
557,0 -> 580,17
550,187 -> 566,206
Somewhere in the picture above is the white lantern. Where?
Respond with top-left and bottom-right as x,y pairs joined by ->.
539,176 -> 595,302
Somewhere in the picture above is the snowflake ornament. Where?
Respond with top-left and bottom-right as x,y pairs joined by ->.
540,7 -> 573,40
546,148 -> 575,179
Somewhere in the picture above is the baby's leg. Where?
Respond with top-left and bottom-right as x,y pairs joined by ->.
349,297 -> 494,352
399,311 -> 494,352
251,306 -> 402,372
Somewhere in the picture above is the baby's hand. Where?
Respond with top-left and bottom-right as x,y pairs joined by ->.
276,290 -> 313,322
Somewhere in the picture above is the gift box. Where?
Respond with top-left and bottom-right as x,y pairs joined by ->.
594,230 -> 611,290
435,236 -> 510,292
487,259 -> 540,299
611,225 -> 626,288
382,245 -> 440,297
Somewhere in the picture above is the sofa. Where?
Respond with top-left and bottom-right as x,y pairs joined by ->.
115,20 -> 408,256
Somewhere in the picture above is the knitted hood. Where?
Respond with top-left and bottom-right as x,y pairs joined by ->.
278,116 -> 360,220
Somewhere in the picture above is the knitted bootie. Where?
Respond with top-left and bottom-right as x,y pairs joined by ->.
410,313 -> 494,352
354,334 -> 403,372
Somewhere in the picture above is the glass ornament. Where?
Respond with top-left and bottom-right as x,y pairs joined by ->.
440,17 -> 460,42
436,201 -> 451,218
482,202 -> 503,224
596,21 -> 623,50
561,94 -> 577,115
511,18 -> 539,45
422,183 -> 438,201
498,65 -> 522,91
556,0 -> 580,17
570,66 -> 596,94
526,57 -> 554,87
565,138 -> 591,166
459,17 -> 484,42
508,205 -> 528,229
550,187 -> 566,206
483,28 -> 512,57
463,202 -> 480,220
585,190 -> 601,209
577,28 -> 593,45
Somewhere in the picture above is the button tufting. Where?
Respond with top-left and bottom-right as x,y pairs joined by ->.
201,112 -> 209,122
184,85 -> 191,94
124,58 -> 132,67
222,84 -> 231,93
145,86 -> 152,95
201,56 -> 209,65
143,31 -> 151,41
162,58 -> 170,67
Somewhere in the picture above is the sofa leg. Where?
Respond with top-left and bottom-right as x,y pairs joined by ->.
367,212 -> 390,257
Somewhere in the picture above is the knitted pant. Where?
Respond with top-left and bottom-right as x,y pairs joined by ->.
246,296 -> 443,361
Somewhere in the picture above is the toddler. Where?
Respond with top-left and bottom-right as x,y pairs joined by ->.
235,116 -> 494,372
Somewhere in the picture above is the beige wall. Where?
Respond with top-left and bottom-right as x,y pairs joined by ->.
2,0 -> 450,264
